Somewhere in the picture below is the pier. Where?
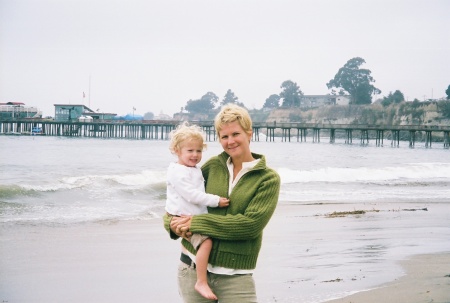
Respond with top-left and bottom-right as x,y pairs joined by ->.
1,118 -> 449,149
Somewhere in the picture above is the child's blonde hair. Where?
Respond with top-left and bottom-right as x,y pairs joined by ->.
169,122 -> 207,154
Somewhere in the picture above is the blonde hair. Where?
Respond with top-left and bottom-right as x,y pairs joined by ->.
169,122 -> 206,154
214,104 -> 252,135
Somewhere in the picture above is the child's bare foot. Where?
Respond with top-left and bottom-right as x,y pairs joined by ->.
195,281 -> 217,300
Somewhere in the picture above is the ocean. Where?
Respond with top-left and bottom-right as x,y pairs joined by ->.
1,135 -> 450,302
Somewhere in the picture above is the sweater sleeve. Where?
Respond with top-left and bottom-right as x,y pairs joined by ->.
191,168 -> 280,241
162,213 -> 180,240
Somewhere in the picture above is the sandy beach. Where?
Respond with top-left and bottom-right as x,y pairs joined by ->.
1,204 -> 450,303
324,253 -> 450,303
0,219 -> 181,302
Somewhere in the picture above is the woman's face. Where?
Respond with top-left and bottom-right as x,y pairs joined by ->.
218,121 -> 252,160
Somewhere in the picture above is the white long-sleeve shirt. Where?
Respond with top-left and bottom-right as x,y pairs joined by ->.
165,162 -> 220,216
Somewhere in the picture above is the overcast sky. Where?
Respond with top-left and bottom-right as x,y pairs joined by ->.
1,0 -> 449,117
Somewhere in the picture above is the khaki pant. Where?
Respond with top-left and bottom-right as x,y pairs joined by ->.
177,262 -> 257,303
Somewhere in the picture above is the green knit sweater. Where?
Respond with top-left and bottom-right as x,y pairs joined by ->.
164,151 -> 280,270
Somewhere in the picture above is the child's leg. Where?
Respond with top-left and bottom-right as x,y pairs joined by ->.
195,238 -> 217,300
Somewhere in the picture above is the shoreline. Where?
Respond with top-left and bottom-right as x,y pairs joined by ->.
324,252 -> 450,303
1,204 -> 450,302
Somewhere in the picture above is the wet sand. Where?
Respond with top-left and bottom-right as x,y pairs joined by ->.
1,207 -> 449,303
0,220 -> 181,302
324,253 -> 450,303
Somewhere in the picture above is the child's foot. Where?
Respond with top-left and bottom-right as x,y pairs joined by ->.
195,281 -> 217,300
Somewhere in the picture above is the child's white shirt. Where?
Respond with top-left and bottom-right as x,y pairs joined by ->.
165,162 -> 220,216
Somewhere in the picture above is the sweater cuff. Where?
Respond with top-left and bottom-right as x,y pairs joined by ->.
163,213 -> 180,240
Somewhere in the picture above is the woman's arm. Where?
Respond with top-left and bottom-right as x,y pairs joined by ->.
191,170 -> 280,241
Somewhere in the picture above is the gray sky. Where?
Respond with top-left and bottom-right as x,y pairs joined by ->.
1,0 -> 449,117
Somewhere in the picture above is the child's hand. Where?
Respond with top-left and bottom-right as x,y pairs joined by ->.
218,197 -> 230,208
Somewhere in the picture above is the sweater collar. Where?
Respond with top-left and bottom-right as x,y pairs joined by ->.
218,151 -> 266,171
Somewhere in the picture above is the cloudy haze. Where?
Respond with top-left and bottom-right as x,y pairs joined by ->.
1,0 -> 449,117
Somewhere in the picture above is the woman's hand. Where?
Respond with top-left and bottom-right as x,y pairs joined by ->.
170,215 -> 193,239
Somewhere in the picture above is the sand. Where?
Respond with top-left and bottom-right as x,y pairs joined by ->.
1,211 -> 449,303
0,220 -> 181,302
324,253 -> 450,303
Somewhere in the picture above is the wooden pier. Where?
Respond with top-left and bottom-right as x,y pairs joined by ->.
1,118 -> 449,149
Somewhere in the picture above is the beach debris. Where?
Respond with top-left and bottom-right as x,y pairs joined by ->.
325,207 -> 428,218
322,278 -> 343,283
326,210 -> 366,218
401,207 -> 428,211
389,207 -> 428,212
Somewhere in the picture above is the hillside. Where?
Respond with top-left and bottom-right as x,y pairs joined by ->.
260,101 -> 450,126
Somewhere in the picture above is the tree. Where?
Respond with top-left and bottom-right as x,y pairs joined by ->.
221,89 -> 238,105
327,57 -> 381,104
280,80 -> 303,107
220,89 -> 246,108
263,94 -> 280,109
184,92 -> 219,114
143,112 -> 154,120
202,91 -> 219,105
437,100 -> 450,118
381,90 -> 405,107
392,90 -> 405,103
446,85 -> 450,100
330,88 -> 346,96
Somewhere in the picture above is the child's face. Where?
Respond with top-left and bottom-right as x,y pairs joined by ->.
176,139 -> 203,167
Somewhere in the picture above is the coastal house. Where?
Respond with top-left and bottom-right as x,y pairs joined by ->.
54,104 -> 117,121
153,111 -> 172,120
0,102 -> 42,119
301,95 -> 351,108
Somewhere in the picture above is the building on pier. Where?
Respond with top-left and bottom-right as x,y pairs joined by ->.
0,102 -> 42,119
54,104 -> 117,121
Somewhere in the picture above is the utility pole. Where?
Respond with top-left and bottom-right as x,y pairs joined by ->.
89,74 -> 91,108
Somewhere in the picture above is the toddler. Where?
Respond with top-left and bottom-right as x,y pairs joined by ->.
165,122 -> 229,300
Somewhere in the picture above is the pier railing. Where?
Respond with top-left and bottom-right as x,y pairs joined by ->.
1,118 -> 449,148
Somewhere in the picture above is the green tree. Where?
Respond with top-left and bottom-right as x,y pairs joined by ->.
280,80 -> 303,107
330,88 -> 346,95
392,90 -> 405,103
381,90 -> 405,107
263,94 -> 280,109
143,112 -> 154,120
220,89 -> 246,107
184,92 -> 218,114
221,89 -> 238,105
446,85 -> 450,100
411,99 -> 421,108
437,100 -> 450,118
327,57 -> 381,104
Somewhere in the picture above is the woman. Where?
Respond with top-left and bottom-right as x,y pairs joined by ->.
164,104 -> 280,303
